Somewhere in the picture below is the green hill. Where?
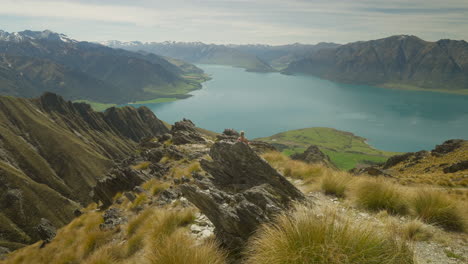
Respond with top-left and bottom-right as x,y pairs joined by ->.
257,127 -> 400,170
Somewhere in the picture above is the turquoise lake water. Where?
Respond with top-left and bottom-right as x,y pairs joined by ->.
132,65 -> 468,152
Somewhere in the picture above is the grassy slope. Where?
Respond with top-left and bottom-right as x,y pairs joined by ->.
257,127 -> 399,170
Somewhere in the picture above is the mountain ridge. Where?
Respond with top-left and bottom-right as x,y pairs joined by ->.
283,35 -> 468,92
0,30 -> 207,104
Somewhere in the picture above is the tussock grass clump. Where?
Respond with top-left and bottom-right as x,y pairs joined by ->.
321,172 -> 352,198
246,206 -> 415,264
355,179 -> 409,215
400,219 -> 433,241
142,179 -> 171,196
149,229 -> 226,264
411,190 -> 466,232
262,151 -> 324,181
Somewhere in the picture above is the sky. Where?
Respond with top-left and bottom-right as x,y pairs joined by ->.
0,0 -> 467,45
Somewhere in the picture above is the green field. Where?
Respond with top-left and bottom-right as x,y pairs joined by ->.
129,97 -> 178,104
257,127 -> 400,170
73,100 -> 117,112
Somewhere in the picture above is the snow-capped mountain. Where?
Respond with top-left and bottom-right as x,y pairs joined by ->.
0,30 -> 75,43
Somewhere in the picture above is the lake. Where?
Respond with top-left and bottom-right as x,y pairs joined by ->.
132,65 -> 468,152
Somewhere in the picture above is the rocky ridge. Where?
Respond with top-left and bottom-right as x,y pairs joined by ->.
0,93 -> 168,249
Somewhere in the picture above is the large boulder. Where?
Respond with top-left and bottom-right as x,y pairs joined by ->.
171,119 -> 206,145
180,141 -> 304,251
291,145 -> 335,167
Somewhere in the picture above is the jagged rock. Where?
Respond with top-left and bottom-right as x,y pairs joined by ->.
0,247 -> 10,260
165,145 -> 185,160
181,176 -> 190,183
35,218 -> 56,245
149,163 -> 170,178
432,139 -> 465,155
249,141 -> 277,154
443,160 -> 468,173
139,137 -> 162,149
384,151 -> 429,169
99,208 -> 127,231
157,133 -> 173,142
133,186 -> 145,194
180,141 -> 304,251
216,128 -> 240,141
158,188 -> 182,205
171,119 -> 206,145
291,145 -> 334,167
124,192 -> 136,202
143,148 -> 165,163
91,166 -> 152,208
73,209 -> 83,217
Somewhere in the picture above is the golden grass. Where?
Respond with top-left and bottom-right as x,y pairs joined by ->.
354,178 -> 409,215
245,205 -> 415,264
262,151 -> 324,182
320,172 -> 352,198
411,189 -> 467,232
2,206 -> 224,264
168,160 -> 201,180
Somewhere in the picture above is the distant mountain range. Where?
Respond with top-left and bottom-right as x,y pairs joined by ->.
102,41 -> 339,72
284,35 -> 468,92
0,30 -> 206,104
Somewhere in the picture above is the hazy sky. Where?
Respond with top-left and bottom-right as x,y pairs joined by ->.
1,0 -> 467,44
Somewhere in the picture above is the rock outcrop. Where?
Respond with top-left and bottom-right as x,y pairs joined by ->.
291,145 -> 335,167
181,141 -> 304,251
35,219 -> 56,246
92,166 -> 153,208
171,119 -> 206,145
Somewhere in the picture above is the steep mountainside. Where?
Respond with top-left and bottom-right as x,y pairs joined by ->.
0,93 -> 168,249
0,30 -> 206,103
102,41 -> 275,72
284,35 -> 468,92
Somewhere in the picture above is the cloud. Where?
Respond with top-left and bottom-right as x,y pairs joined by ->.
0,0 -> 467,44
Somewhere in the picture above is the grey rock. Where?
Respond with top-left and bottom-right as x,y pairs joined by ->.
432,139 -> 464,155
99,208 -> 127,230
443,160 -> 468,173
73,209 -> 83,217
171,119 -> 206,145
124,192 -> 136,202
291,145 -> 334,167
157,133 -> 173,142
180,141 -> 304,251
0,247 -> 10,260
91,166 -> 152,208
35,218 -> 56,244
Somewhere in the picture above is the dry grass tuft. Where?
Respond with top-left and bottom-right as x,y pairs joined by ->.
320,172 -> 352,198
411,189 -> 466,232
245,205 -> 415,264
262,151 -> 324,182
355,179 -> 409,215
400,219 -> 433,241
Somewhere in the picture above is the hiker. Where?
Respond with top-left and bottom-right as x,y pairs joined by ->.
237,131 -> 250,144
